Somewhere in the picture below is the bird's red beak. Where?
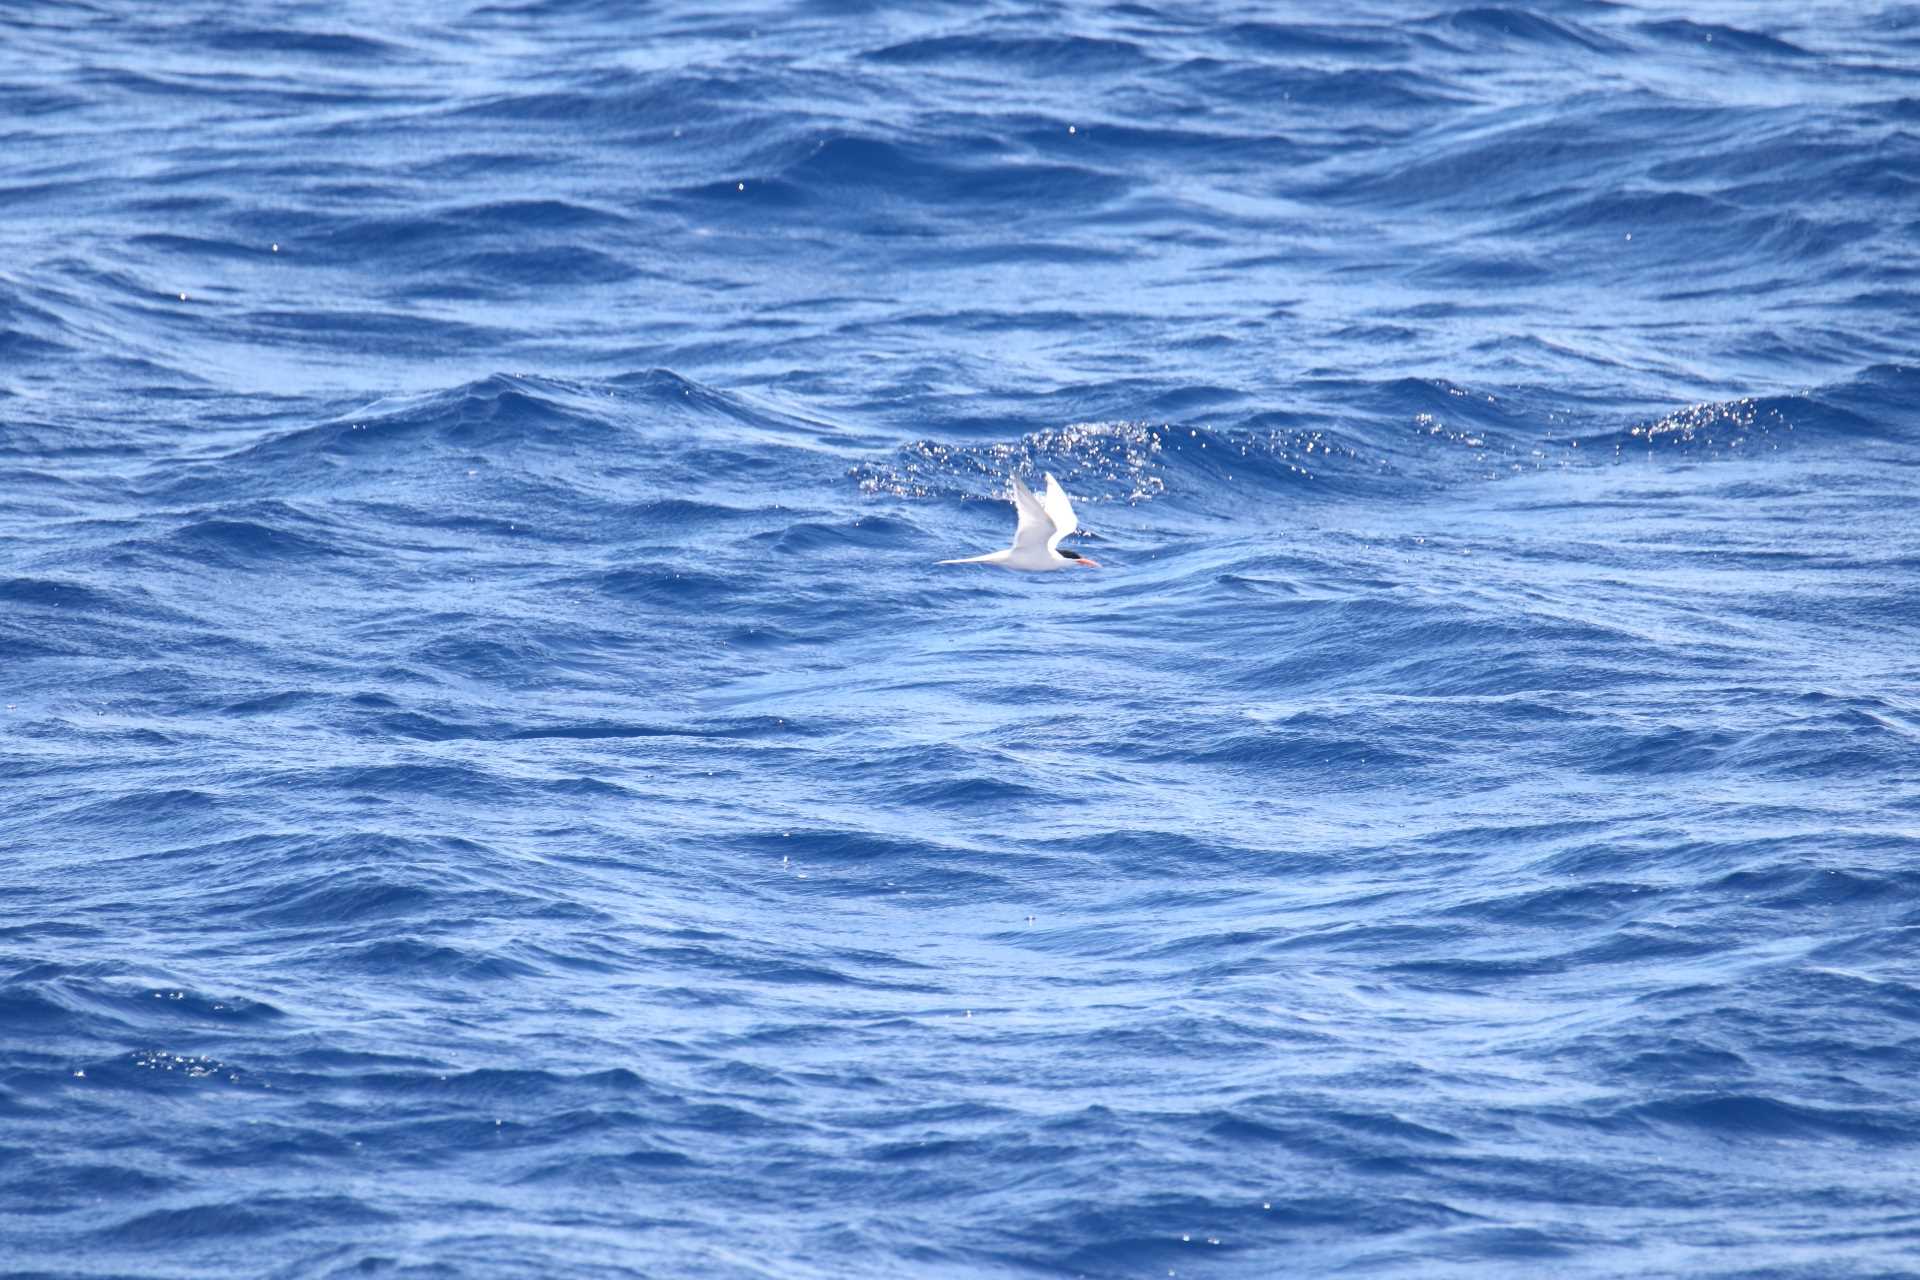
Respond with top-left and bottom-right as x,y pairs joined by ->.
1074,556 -> 1101,568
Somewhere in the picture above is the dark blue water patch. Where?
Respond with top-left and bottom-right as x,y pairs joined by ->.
1648,130 -> 1913,201
1505,191 -> 1869,271
226,872 -> 446,931
755,514 -> 923,555
226,307 -> 516,356
865,33 -> 1156,74
0,967 -> 284,1042
5,1157 -> 177,1210
60,783 -> 225,832
510,714 -> 798,742
1587,724 -> 1739,776
932,239 -> 1135,268
575,565 -> 739,605
199,28 -> 408,61
73,58 -> 418,111
325,938 -> 540,982
1709,862 -> 1912,915
160,515 -> 349,567
1214,598 -> 1660,701
107,1194 -> 396,1244
1431,8 -> 1624,55
0,78 -> 92,120
7,2 -> 1920,1276
512,1143 -> 698,1186
1627,1094 -> 1920,1145
1318,93 -> 1719,210
214,376 -> 633,475
1187,59 -> 1473,116
1819,363 -> 1920,427
1446,881 -> 1669,935
1635,19 -> 1813,59
889,773 -> 1045,810
126,232 -> 275,263
0,985 -> 121,1039
442,198 -> 632,234
419,245 -> 640,290
1406,250 -> 1560,288
0,576 -> 124,612
1138,722 -> 1429,778
1218,20 -> 1415,61
698,135 -> 1137,225
0,282 -> 77,364
299,760 -> 517,804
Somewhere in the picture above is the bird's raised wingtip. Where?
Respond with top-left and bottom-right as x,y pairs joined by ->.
1040,472 -> 1077,544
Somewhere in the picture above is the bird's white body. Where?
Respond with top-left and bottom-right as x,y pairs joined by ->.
939,473 -> 1098,572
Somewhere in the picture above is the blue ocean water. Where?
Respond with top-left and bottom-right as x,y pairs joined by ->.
3,0 -> 1919,1275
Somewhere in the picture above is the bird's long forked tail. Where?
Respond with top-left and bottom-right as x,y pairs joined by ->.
937,550 -> 1010,565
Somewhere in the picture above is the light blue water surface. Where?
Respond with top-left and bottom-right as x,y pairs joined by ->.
3,2 -> 1919,1276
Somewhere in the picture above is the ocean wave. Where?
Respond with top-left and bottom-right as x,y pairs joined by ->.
6,2 -> 1919,1276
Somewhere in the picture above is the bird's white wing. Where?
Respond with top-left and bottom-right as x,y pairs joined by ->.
1041,473 -> 1077,552
1008,474 -> 1054,556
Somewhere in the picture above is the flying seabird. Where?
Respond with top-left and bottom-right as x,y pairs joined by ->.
938,473 -> 1100,571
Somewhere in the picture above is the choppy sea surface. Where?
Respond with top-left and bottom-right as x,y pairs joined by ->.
4,2 -> 1919,1276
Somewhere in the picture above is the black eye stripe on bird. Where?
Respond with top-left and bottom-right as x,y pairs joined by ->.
938,473 -> 1102,572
